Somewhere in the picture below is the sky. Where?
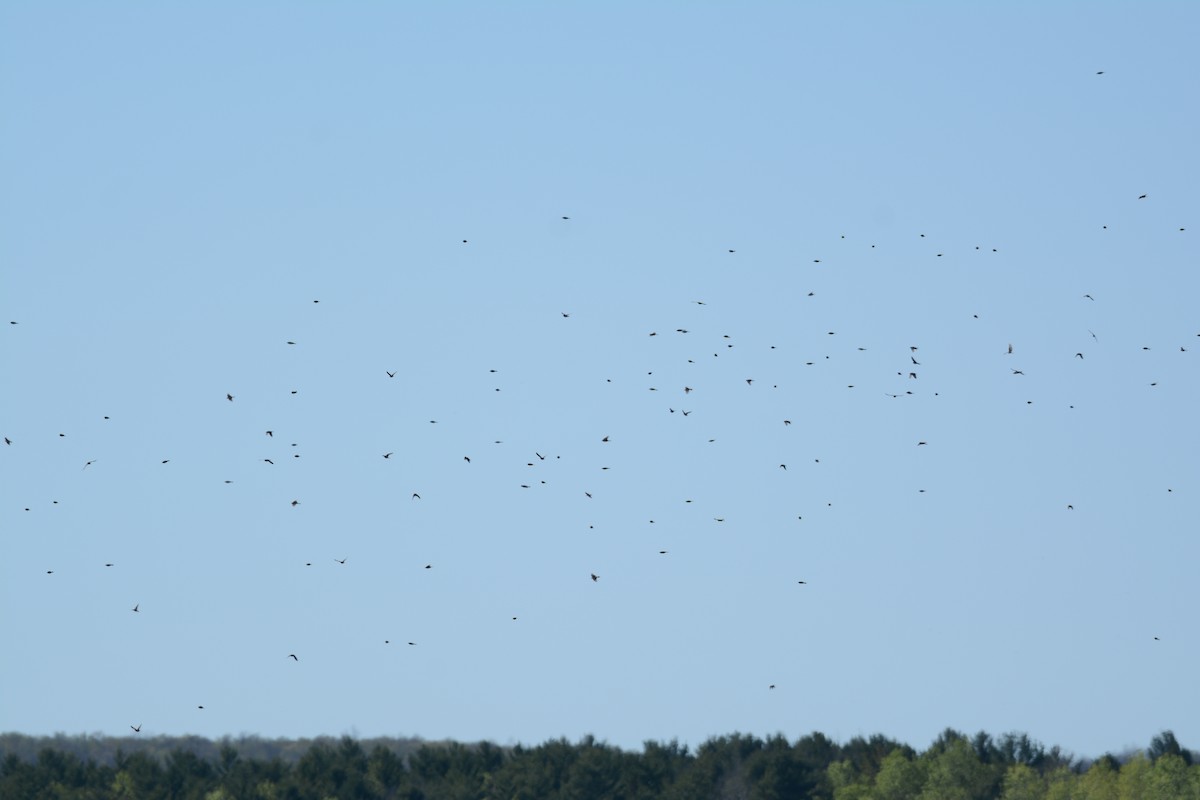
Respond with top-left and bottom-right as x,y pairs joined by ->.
2,2 -> 1197,760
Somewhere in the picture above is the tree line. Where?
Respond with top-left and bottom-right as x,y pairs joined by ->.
1,728 -> 1196,799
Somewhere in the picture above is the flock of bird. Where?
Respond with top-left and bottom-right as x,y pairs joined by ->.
5,187 -> 1193,739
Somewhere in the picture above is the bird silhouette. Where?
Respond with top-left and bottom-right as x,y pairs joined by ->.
383,452 -> 393,459
335,558 -> 346,564
412,493 -> 420,499
591,573 -> 599,582
131,724 -> 141,733
386,371 -> 396,378
227,394 -> 234,401
288,654 -> 298,661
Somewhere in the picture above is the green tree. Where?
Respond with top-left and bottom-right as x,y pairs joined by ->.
1117,752 -> 1151,800
562,739 -> 622,800
918,736 -> 994,800
1077,757 -> 1119,800
1147,732 -> 1192,766
1000,763 -> 1045,800
873,748 -> 927,800
827,759 -> 872,800
746,734 -> 814,800
1042,767 -> 1075,800
366,745 -> 408,800
1146,753 -> 1197,800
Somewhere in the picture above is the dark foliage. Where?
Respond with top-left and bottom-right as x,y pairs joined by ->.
0,729 -> 1195,799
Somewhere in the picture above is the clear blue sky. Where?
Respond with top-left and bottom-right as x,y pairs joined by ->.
2,2 -> 1197,759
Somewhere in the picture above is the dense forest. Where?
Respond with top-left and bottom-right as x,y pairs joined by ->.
2,728 -> 1196,799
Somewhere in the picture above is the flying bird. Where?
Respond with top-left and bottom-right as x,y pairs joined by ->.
132,603 -> 139,612
383,452 -> 393,459
130,725 -> 141,733
386,371 -> 396,378
1007,344 -> 1013,355
335,558 -> 346,564
227,394 -> 234,401
288,654 -> 298,661
591,573 -> 599,582
412,493 -> 420,499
